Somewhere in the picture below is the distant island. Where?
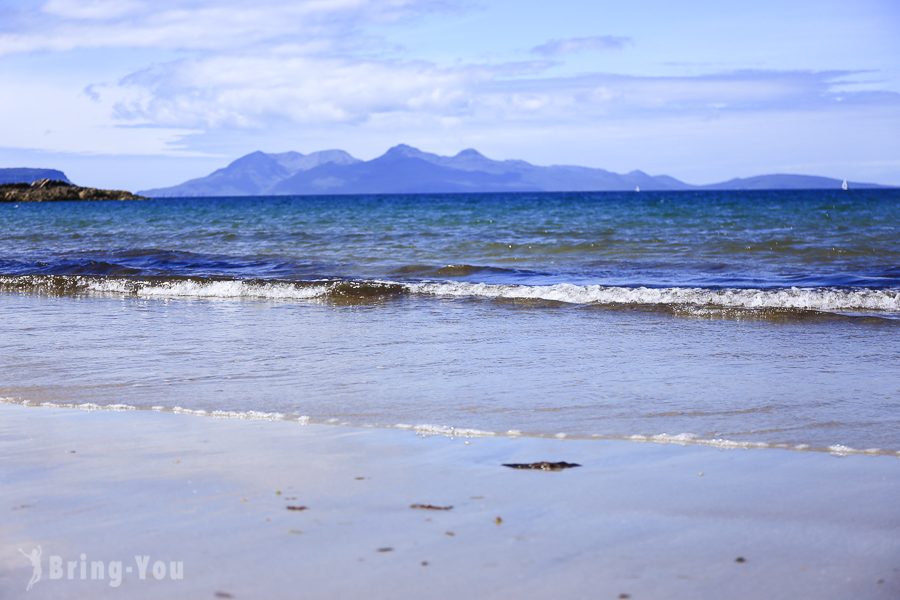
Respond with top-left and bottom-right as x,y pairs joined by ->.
1,152 -> 888,200
139,144 -> 887,197
0,172 -> 143,202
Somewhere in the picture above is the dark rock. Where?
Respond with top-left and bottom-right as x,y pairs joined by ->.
502,461 -> 581,471
410,504 -> 453,511
1,180 -> 144,203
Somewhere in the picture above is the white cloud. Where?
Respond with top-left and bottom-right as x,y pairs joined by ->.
42,0 -> 144,20
99,54 -> 482,129
0,0 -> 455,55
532,35 -> 631,56
0,77 -> 203,156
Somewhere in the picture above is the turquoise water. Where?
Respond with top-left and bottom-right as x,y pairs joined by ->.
1,191 -> 898,452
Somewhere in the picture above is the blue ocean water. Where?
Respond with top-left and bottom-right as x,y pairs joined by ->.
0,190 -> 896,284
1,190 -> 898,452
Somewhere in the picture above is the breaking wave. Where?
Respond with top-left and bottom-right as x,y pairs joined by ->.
0,274 -> 898,316
408,281 -> 900,314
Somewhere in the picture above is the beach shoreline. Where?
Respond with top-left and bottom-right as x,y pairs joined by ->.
2,403 -> 898,599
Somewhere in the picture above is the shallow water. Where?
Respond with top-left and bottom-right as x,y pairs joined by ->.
1,290 -> 897,453
1,191 -> 898,452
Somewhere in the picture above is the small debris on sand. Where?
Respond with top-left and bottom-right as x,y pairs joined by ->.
445,531 -> 455,537
421,561 -> 429,566
355,476 -> 366,480
410,503 -> 453,511
214,592 -> 234,599
735,556 -> 747,563
502,461 -> 581,471
495,516 -> 503,525
618,594 -> 631,599
377,547 -> 393,553
286,505 -> 308,511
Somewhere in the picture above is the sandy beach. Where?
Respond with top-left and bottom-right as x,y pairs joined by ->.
1,402 -> 897,599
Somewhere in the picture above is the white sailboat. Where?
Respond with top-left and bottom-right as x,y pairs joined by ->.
634,185 -> 640,192
841,178 -> 849,191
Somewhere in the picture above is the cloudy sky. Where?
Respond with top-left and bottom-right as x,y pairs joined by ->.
1,0 -> 898,189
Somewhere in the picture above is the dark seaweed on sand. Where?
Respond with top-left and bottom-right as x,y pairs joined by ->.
502,461 -> 581,471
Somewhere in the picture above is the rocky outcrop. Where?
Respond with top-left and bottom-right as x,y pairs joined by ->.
0,179 -> 144,202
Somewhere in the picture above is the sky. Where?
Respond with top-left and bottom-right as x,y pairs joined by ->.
1,0 -> 899,190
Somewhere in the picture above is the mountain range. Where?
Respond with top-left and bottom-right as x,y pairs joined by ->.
140,145 -> 886,196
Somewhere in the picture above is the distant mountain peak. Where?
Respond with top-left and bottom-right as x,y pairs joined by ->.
455,148 -> 485,158
269,150 -> 305,160
383,143 -> 425,158
272,149 -> 358,173
227,151 -> 277,168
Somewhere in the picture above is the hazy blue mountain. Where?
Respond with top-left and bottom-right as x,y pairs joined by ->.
140,145 -> 886,197
268,150 -> 360,172
143,145 -> 691,196
270,145 -> 532,195
141,150 -> 359,197
271,144 -> 693,194
0,168 -> 71,185
702,174 -> 882,190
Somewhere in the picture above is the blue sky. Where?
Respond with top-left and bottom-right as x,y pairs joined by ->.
1,0 -> 898,189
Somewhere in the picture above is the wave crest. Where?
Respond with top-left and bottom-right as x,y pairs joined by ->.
409,281 -> 900,313
0,274 -> 897,315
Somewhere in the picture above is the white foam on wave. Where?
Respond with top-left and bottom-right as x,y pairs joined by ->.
6,398 -> 309,424
168,405 -> 305,422
94,278 -> 331,300
33,401 -> 136,412
629,432 -> 779,450
628,432 -> 894,455
396,423 -> 497,438
827,444 -> 883,456
409,281 -> 900,312
4,274 -> 898,313
2,398 -> 896,457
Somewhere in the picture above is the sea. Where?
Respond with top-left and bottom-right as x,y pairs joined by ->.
1,190 -> 898,455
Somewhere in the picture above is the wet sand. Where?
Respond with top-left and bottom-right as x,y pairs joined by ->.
1,403 -> 898,599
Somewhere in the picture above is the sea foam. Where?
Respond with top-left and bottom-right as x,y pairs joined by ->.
1,274 -> 898,314
3,397 -> 897,457
408,281 -> 900,312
